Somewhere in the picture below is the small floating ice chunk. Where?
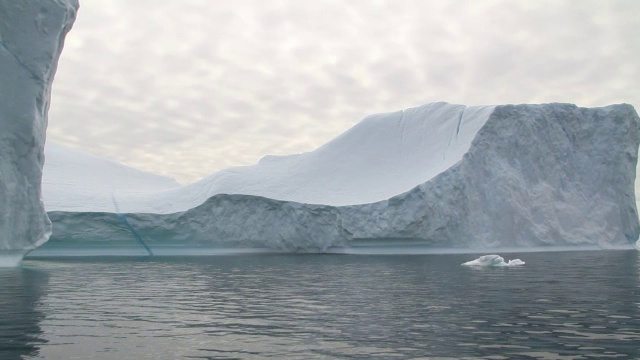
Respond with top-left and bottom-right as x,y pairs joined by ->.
462,254 -> 525,267
505,258 -> 525,266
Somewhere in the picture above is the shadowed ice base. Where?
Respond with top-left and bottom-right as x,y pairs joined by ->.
0,250 -> 28,267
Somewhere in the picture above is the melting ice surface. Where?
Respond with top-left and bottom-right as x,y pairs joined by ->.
462,254 -> 525,267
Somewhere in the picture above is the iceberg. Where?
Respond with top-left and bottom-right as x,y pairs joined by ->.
38,102 -> 640,255
0,0 -> 78,265
462,255 -> 525,267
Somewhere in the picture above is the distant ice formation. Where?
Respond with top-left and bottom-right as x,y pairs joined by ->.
0,0 -> 78,265
40,102 -> 640,254
43,142 -> 180,212
462,254 -> 525,267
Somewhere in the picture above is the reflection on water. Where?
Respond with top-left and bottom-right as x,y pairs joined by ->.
0,267 -> 49,360
1,251 -> 639,359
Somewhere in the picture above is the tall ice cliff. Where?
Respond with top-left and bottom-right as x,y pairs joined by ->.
0,0 -> 78,265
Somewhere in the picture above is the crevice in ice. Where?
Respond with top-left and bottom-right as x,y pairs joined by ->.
398,109 -> 407,163
111,193 -> 154,256
0,39 -> 44,84
556,118 -> 576,154
115,213 -> 154,256
455,106 -> 467,142
443,106 -> 467,161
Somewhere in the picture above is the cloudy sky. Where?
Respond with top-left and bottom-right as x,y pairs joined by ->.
48,0 -> 639,184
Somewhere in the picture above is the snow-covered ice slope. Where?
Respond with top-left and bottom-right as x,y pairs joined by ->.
44,102 -> 495,213
43,103 -> 640,252
0,0 -> 78,261
43,142 -> 180,212
181,103 -> 494,208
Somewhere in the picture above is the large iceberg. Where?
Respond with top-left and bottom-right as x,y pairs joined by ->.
0,0 -> 78,265
39,102 -> 640,255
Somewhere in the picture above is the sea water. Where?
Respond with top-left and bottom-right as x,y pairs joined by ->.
1,250 -> 639,359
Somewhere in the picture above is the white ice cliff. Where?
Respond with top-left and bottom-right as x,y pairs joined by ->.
0,0 -> 78,265
40,102 -> 640,254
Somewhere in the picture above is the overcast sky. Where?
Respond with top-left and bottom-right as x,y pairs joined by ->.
48,0 -> 639,184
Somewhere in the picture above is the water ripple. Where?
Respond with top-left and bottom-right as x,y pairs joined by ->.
0,251 -> 638,359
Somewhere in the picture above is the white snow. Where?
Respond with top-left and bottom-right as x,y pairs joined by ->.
43,102 -> 495,214
462,254 -> 525,267
0,0 -> 78,263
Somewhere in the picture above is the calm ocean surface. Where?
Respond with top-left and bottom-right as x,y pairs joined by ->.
1,251 -> 639,359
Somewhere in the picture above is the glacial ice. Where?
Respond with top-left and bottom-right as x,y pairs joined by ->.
0,0 -> 78,264
462,255 -> 525,267
39,102 -> 640,254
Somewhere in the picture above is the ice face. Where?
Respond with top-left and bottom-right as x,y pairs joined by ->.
0,0 -> 78,265
462,255 -> 525,267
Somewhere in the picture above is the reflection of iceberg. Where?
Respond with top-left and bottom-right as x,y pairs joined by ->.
462,254 -> 525,267
0,267 -> 49,359
39,103 -> 640,254
0,0 -> 79,265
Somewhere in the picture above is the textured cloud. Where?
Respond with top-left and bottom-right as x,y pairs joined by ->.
48,0 -> 640,183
